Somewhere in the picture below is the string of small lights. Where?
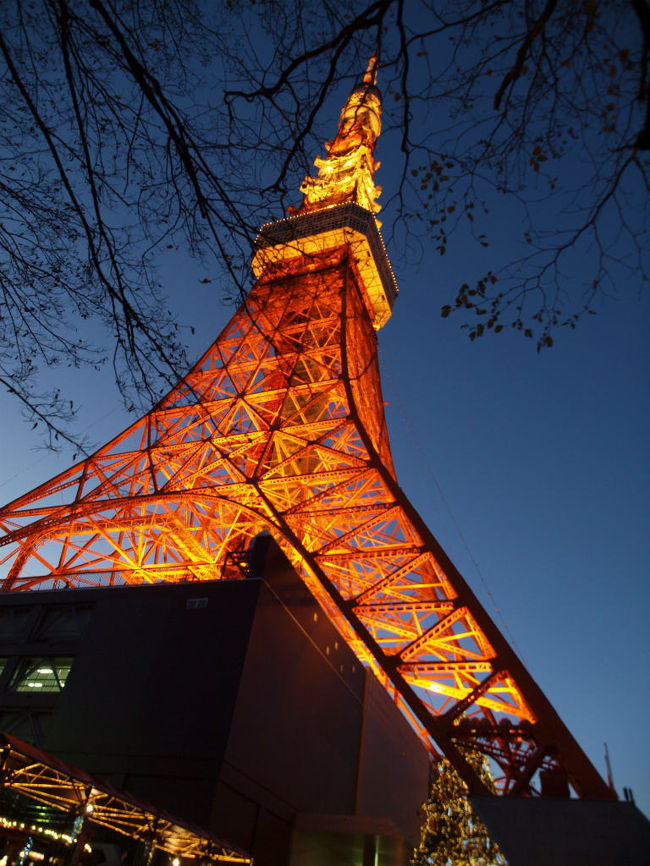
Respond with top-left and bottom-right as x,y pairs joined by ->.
0,734 -> 251,865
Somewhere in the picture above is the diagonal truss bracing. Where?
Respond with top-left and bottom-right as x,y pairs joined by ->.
0,239 -> 612,801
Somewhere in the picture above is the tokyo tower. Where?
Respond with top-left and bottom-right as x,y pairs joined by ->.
0,57 -> 613,801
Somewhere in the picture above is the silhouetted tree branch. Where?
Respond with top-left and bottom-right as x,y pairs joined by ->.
0,0 -> 647,447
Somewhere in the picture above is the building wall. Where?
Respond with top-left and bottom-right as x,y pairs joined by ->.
0,542 -> 429,865
1,579 -> 260,825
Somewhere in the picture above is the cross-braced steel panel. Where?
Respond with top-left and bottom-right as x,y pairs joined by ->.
0,245 -> 612,799
0,57 -> 613,801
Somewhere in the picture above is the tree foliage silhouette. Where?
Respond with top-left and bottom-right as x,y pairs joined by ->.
0,0 -> 647,446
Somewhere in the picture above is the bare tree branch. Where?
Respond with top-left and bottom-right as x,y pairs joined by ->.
0,0 -> 646,444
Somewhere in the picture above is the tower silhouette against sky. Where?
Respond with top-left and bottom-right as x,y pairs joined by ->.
0,58 -> 613,801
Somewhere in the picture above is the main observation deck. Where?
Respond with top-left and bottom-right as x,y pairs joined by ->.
252,202 -> 398,330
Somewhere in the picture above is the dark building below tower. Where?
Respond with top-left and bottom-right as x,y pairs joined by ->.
0,538 -> 429,865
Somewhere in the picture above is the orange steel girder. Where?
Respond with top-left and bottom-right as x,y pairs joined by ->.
0,56 -> 613,800
0,238 -> 612,800
0,733 -> 252,862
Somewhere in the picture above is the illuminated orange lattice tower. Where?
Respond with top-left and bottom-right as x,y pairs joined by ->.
0,58 -> 613,800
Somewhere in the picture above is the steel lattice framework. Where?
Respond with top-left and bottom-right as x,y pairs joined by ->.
0,733 -> 251,863
0,59 -> 613,800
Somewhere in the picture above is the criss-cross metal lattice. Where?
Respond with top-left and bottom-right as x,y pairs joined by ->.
0,60 -> 613,801
0,733 -> 251,862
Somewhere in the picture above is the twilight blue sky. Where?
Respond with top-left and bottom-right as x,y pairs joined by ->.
0,18 -> 648,820
1,181 -> 647,817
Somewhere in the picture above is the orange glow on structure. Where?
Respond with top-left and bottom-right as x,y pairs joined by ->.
0,60 -> 613,800
296,55 -> 382,218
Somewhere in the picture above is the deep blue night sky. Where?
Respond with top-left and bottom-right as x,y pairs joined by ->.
0,18 -> 648,820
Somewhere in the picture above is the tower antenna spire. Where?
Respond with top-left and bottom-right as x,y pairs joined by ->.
296,56 -> 382,216
363,53 -> 379,87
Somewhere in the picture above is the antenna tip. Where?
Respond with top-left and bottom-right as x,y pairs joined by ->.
363,54 -> 379,86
